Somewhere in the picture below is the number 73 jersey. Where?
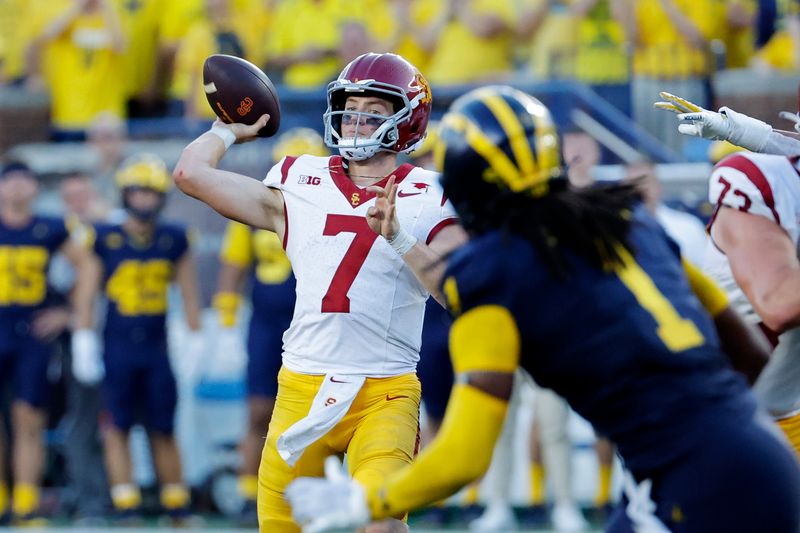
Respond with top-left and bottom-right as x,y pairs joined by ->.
263,155 -> 457,377
705,152 -> 800,324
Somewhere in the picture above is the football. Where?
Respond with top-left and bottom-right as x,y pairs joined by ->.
203,54 -> 281,137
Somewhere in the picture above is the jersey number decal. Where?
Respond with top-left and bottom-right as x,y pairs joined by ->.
0,246 -> 48,305
106,259 -> 172,316
615,248 -> 705,352
717,176 -> 752,213
322,214 -> 379,313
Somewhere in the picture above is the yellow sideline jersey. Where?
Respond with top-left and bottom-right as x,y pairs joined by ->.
633,0 -> 722,78
48,9 -> 127,130
265,0 -> 342,88
426,0 -> 517,85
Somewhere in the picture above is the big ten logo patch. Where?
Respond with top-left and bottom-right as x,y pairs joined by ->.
298,175 -> 321,186
237,96 -> 254,116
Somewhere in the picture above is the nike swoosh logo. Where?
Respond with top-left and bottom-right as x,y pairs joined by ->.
397,191 -> 422,197
386,394 -> 409,401
329,377 -> 349,383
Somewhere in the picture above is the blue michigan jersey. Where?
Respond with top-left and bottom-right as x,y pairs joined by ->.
93,222 -> 189,433
444,205 -> 756,474
0,216 -> 69,407
94,223 -> 189,344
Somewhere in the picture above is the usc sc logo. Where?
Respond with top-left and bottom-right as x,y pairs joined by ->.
237,97 -> 254,116
350,193 -> 360,206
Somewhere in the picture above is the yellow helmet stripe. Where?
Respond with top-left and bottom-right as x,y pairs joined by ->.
481,94 -> 535,177
442,113 -> 522,189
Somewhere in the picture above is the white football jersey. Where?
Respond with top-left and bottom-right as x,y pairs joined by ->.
262,155 -> 457,377
704,152 -> 800,417
704,152 -> 800,324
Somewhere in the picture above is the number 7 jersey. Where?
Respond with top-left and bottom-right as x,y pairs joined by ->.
262,155 -> 457,377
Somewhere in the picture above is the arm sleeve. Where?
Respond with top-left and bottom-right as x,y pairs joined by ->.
763,131 -> 800,157
368,303 -> 520,519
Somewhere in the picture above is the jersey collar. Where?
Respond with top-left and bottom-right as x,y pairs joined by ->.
327,156 -> 413,209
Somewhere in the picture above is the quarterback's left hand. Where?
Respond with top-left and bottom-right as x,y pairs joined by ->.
286,456 -> 371,533
366,174 -> 400,241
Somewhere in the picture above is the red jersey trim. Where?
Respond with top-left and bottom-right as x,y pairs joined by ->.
440,193 -> 449,207
426,217 -> 458,245
280,156 -> 298,185
327,156 -> 414,208
718,154 -> 781,224
282,198 -> 289,250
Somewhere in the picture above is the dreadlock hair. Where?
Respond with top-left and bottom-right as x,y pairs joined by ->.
454,178 -> 643,281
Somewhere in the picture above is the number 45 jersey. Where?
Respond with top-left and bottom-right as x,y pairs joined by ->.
263,155 -> 457,377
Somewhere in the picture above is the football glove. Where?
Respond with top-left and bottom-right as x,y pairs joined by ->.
654,92 -> 772,152
71,329 -> 104,385
286,456 -> 371,533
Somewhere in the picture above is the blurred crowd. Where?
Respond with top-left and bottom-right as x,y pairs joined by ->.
0,0 -> 799,149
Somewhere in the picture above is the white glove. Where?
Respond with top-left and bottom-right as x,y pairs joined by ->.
71,329 -> 104,385
285,456 -> 371,533
181,329 -> 207,383
654,92 -> 772,152
205,327 -> 246,380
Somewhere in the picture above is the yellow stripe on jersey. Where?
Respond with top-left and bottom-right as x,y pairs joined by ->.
776,410 -> 800,457
220,221 -> 253,267
615,246 -> 705,352
682,258 -> 729,317
449,305 -> 520,374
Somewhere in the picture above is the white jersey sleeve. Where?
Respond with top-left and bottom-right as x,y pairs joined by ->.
262,156 -> 296,190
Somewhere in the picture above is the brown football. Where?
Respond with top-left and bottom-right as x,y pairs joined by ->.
203,54 -> 281,137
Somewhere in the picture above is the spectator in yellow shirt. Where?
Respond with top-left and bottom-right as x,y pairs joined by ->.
721,0 -> 757,69
264,0 -> 343,89
171,0 -> 255,119
614,0 -> 722,154
753,5 -> 800,72
36,0 -> 127,140
116,0 -> 163,117
388,0 -> 447,74
426,0 -> 518,86
521,0 -> 630,115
